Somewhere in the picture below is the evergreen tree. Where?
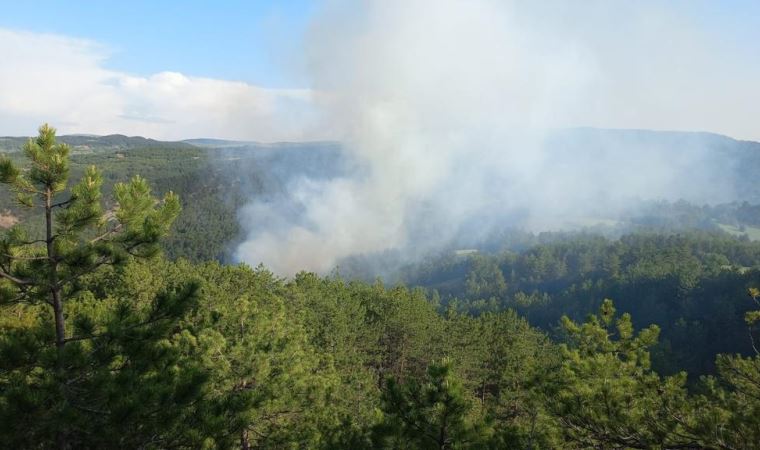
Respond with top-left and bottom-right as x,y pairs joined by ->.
190,263 -> 340,449
0,124 -> 189,448
456,311 -> 560,448
550,299 -> 706,449
686,289 -> 760,449
464,255 -> 507,300
374,360 -> 492,450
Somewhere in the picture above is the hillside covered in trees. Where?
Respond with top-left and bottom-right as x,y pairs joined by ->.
2,126 -> 760,449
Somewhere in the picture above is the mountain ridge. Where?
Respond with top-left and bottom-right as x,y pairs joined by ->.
2,127 -> 757,150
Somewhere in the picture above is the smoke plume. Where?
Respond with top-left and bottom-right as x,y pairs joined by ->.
235,0 -> 759,276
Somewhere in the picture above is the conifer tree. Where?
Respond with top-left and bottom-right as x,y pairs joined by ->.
0,123 -> 180,353
551,299 -> 705,449
687,289 -> 760,448
375,360 -> 492,449
0,124 -> 182,448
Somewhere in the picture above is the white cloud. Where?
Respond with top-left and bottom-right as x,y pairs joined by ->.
0,28 -> 321,141
2,9 -> 759,143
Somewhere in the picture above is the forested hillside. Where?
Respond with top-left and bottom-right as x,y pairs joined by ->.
2,126 -> 760,448
3,128 -> 760,263
0,135 -> 344,262
394,231 -> 760,378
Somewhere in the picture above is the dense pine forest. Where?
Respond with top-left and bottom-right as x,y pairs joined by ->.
2,126 -> 760,449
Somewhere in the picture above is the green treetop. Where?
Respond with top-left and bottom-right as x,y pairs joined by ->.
0,123 -> 180,349
0,124 -> 181,449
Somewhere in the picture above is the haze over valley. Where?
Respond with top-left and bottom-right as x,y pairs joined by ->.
2,1 -> 760,448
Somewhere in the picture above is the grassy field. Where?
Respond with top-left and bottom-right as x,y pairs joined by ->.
718,223 -> 760,241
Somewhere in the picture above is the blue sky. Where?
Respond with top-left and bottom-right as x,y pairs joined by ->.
0,1 -> 758,141
0,0 -> 319,87
1,0 -> 758,89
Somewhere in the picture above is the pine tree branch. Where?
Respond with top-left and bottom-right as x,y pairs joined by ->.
55,258 -> 117,289
2,285 -> 48,306
748,328 -> 760,356
70,403 -> 110,416
15,184 -> 43,195
51,198 -> 74,209
2,252 -> 51,261
89,224 -> 123,244
13,238 -> 49,245
0,268 -> 32,285
64,307 -> 177,344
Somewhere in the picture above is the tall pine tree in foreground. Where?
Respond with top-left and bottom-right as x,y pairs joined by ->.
0,124 -> 203,449
0,123 -> 181,354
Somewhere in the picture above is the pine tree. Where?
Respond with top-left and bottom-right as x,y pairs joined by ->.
0,124 -> 182,448
551,299 -> 706,449
687,289 -> 760,449
375,360 -> 492,449
189,262 -> 338,449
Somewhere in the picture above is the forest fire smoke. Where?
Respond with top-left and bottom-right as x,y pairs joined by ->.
235,0 -> 754,275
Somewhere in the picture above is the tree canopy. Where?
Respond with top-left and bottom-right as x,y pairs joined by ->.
1,125 -> 759,449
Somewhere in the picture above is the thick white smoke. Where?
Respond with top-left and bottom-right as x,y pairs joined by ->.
235,0 -> 755,275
